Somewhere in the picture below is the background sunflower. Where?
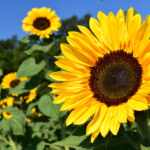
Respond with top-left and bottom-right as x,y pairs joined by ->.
22,7 -> 61,38
1,72 -> 28,89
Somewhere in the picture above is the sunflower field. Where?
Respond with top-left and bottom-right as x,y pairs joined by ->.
0,6 -> 150,150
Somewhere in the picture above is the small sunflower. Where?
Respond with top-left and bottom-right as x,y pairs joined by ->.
20,88 -> 37,103
50,8 -> 150,142
31,107 -> 42,117
22,7 -> 61,38
2,111 -> 12,120
0,97 -> 14,108
1,72 -> 28,89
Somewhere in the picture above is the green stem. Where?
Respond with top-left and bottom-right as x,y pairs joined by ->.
0,136 -> 9,144
8,136 -> 17,150
64,146 -> 70,150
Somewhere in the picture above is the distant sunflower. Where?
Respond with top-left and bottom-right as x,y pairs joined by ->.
20,88 -> 37,103
31,107 -> 42,117
2,111 -> 12,120
0,97 -> 14,108
50,8 -> 150,142
22,7 -> 61,38
1,72 -> 28,89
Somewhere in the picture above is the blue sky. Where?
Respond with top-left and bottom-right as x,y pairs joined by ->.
0,0 -> 150,39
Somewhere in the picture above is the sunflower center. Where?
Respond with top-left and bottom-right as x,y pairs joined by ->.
33,17 -> 50,30
10,79 -> 20,88
89,50 -> 142,106
22,92 -> 30,100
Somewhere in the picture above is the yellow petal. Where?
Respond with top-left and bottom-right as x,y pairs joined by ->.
107,12 -> 120,50
128,14 -> 142,39
99,109 -> 111,137
61,43 -> 93,66
78,25 -> 107,55
126,105 -> 135,122
60,92 -> 92,111
50,71 -> 77,81
68,31 -> 98,60
116,104 -> 127,123
86,103 -> 107,135
66,106 -> 88,126
91,129 -> 100,143
74,102 -> 99,125
140,52 -> 150,67
55,58 -> 89,76
128,95 -> 148,111
110,118 -> 120,135
53,94 -> 68,104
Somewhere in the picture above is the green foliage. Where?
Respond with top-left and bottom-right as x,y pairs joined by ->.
25,43 -> 54,55
17,57 -> 46,77
38,94 -> 60,119
0,14 -> 150,150
52,135 -> 87,149
0,107 -> 25,135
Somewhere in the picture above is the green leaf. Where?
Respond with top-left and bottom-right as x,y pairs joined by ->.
25,43 -> 54,55
26,102 -> 38,116
20,36 -> 30,44
38,95 -> 59,120
2,107 -> 26,135
17,57 -> 46,77
141,145 -> 150,150
52,135 -> 87,147
0,120 -> 10,133
0,69 -> 3,77
37,141 -> 46,150
136,110 -> 150,146
9,81 -> 27,95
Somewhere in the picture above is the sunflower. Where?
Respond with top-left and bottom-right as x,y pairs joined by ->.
49,8 -> 150,142
20,88 -> 37,103
30,107 -> 42,117
0,97 -> 14,108
2,111 -> 12,120
1,72 -> 28,89
22,7 -> 61,38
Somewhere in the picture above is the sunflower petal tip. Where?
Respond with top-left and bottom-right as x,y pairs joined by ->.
89,17 -> 95,23
66,119 -> 72,126
128,7 -> 135,13
101,133 -> 107,138
86,128 -> 92,135
90,138 -> 95,143
77,25 -> 83,29
60,43 -> 66,49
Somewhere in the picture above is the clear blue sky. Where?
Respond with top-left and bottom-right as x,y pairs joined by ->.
0,0 -> 150,39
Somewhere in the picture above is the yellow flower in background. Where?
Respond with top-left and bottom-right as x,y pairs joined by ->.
31,107 -> 42,117
2,111 -> 12,120
50,8 -> 150,142
21,88 -> 37,103
1,72 -> 28,89
0,97 -> 14,108
22,7 -> 61,38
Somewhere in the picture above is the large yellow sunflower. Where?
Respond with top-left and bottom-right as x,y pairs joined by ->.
1,72 -> 28,89
49,8 -> 150,142
22,7 -> 61,38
